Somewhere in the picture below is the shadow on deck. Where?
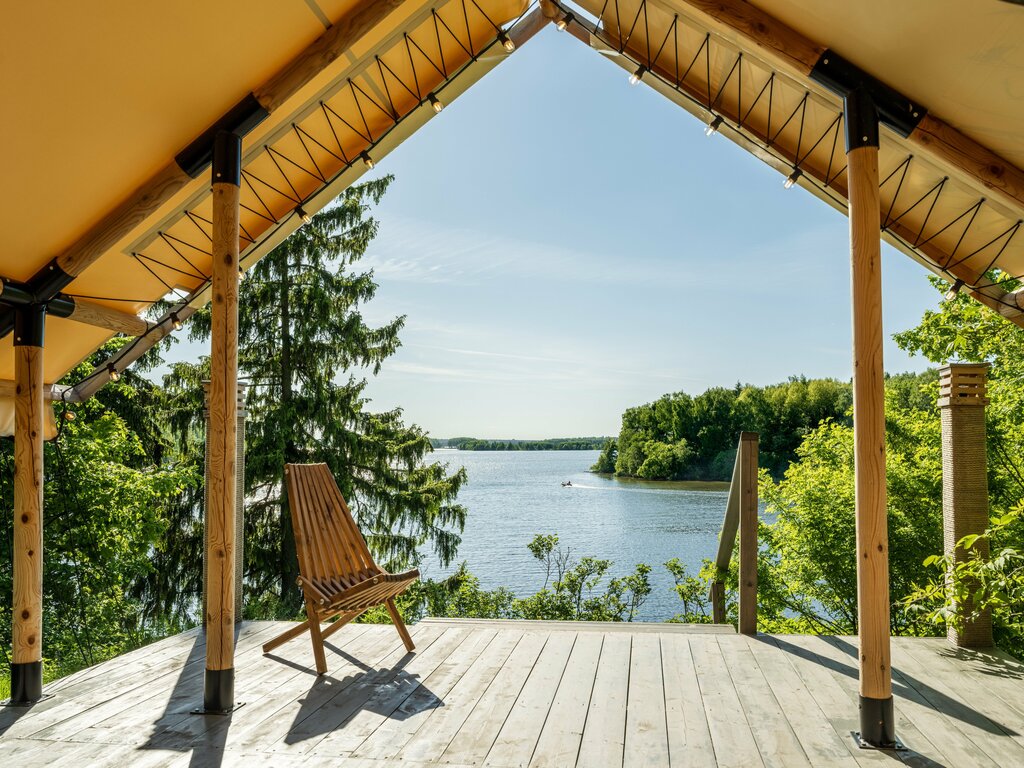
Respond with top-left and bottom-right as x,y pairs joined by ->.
1,619 -> 1023,767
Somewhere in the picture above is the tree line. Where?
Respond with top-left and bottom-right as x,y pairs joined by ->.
592,377 -> 853,481
435,436 -> 609,451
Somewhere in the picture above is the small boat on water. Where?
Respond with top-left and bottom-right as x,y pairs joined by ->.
561,480 -> 572,487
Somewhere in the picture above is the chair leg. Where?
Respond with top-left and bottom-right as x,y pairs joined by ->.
386,598 -> 415,652
306,604 -> 329,675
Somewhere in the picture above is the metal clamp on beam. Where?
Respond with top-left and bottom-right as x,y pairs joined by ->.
175,94 -> 268,178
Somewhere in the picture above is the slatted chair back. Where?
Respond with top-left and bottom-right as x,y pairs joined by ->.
286,463 -> 379,591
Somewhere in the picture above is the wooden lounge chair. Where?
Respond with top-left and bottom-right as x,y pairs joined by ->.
261,463 -> 419,674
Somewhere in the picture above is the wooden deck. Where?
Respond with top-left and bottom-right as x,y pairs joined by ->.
2,619 -> 1023,767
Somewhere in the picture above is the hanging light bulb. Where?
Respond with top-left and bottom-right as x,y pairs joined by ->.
783,167 -> 803,189
107,364 -> 120,382
63,409 -> 76,422
238,265 -> 246,281
628,66 -> 646,86
296,206 -> 312,224
361,151 -> 375,169
170,312 -> 183,331
428,93 -> 444,113
556,13 -> 573,31
705,116 -> 723,137
944,279 -> 965,302
498,31 -> 515,52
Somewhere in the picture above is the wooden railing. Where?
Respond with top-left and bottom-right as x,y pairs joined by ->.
710,432 -> 759,634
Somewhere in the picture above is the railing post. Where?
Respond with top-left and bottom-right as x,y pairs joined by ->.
738,432 -> 759,635
938,363 -> 993,648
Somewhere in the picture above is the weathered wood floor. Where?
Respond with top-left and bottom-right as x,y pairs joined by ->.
2,619 -> 1023,767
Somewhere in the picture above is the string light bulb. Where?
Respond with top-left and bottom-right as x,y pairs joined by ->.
556,13 -> 573,31
107,364 -> 120,382
238,265 -> 246,281
428,93 -> 444,113
628,66 -> 646,86
360,151 -> 375,169
944,279 -> 965,302
296,206 -> 312,224
63,409 -> 76,422
170,312 -> 183,331
783,168 -> 803,189
498,31 -> 515,52
705,116 -> 723,137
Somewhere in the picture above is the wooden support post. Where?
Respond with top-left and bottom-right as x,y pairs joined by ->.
201,130 -> 241,715
846,88 -> 895,749
938,364 -> 993,648
738,432 -> 758,635
8,306 -> 46,705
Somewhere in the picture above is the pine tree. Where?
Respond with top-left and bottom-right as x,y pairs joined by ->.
173,177 -> 466,615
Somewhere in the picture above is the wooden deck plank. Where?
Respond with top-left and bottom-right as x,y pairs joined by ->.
623,632 -> 672,768
576,633 -> 633,768
398,631 -> 541,764
310,627 -> 484,755
419,617 -> 735,634
480,630 -> 577,767
350,627 -> 502,760
661,634 -> 716,768
528,631 -> 604,768
718,635 -> 812,767
688,633 -> 765,768
6,623 -> 1024,768
743,636 -> 860,768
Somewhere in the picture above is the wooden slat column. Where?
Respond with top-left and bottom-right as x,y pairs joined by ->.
8,306 -> 46,705
938,363 -> 993,648
202,130 -> 241,715
846,88 -> 896,748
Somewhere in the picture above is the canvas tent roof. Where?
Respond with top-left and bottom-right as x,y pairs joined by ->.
2,0 -> 1024,412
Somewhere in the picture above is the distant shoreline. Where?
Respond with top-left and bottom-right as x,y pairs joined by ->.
431,437 -> 610,451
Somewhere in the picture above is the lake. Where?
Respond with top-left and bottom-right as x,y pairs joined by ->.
421,449 -> 730,622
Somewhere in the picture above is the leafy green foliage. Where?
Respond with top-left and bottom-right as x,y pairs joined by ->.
612,378 -> 852,481
165,178 -> 467,616
590,438 -> 617,473
441,436 -> 609,450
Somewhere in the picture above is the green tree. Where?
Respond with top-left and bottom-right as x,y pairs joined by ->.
172,177 -> 467,615
591,438 -> 617,473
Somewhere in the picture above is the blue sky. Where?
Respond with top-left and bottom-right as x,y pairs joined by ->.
353,26 -> 936,439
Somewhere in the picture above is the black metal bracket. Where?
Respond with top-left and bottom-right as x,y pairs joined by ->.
13,304 -> 46,347
192,667 -> 242,715
844,88 -> 879,152
855,695 -> 901,749
212,131 -> 243,188
811,49 -> 925,138
2,661 -> 49,706
176,94 -> 268,179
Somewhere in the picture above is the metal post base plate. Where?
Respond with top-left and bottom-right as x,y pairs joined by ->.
2,693 -> 54,708
853,731 -> 906,751
190,700 -> 244,716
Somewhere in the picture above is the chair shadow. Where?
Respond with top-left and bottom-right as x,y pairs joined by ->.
282,648 -> 443,747
768,635 -> 1018,739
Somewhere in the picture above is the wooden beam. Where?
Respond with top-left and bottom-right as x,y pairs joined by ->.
0,380 -> 70,401
51,0 -> 404,284
737,432 -> 758,636
664,0 -> 1024,214
203,131 -> 241,714
846,91 -> 895,747
66,298 -> 150,337
10,310 -> 45,703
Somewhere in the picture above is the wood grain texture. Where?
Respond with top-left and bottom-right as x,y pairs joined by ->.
738,432 -> 758,635
911,114 -> 1024,214
12,344 -> 44,664
668,0 -> 824,76
205,180 -> 240,672
253,0 -> 406,113
847,144 -> 892,701
67,299 -> 149,336
55,162 -> 189,278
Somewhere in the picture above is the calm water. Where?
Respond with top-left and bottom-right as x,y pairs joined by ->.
421,450 -> 729,622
